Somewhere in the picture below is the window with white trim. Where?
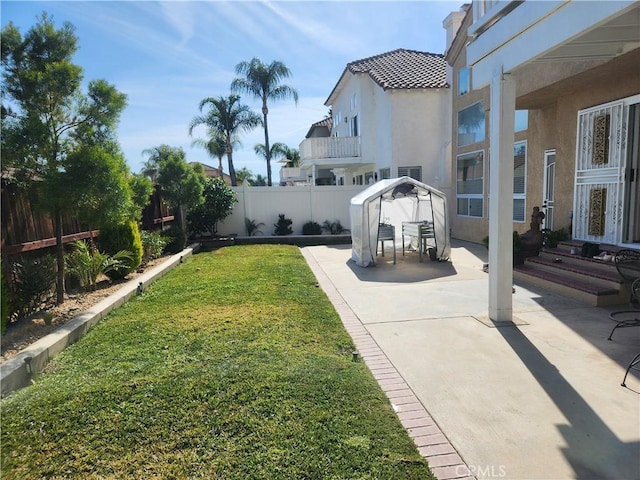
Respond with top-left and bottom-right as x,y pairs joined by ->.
398,166 -> 422,182
379,168 -> 391,180
458,67 -> 470,96
513,141 -> 527,222
350,114 -> 359,137
456,150 -> 484,217
457,101 -> 485,147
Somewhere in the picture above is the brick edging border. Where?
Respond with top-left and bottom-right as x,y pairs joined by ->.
300,247 -> 476,480
0,244 -> 199,398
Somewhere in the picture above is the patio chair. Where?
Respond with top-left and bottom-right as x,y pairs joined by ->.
377,223 -> 396,264
608,250 -> 640,341
607,249 -> 640,387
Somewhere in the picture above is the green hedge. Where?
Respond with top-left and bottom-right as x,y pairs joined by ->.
99,221 -> 143,279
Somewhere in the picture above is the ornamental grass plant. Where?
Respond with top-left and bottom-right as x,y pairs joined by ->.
1,245 -> 434,479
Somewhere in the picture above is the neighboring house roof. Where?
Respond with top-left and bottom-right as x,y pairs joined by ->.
189,162 -> 232,185
326,48 -> 449,105
305,117 -> 333,138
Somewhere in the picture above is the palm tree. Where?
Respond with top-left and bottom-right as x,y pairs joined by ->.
141,144 -> 178,182
283,146 -> 300,168
253,174 -> 267,187
189,94 -> 260,186
232,58 -> 298,187
254,142 -> 288,166
191,129 -> 242,175
235,167 -> 254,185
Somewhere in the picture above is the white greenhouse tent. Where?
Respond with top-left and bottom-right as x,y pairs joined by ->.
350,177 -> 450,267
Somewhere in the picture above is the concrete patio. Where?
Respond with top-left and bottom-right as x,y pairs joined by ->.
301,240 -> 640,480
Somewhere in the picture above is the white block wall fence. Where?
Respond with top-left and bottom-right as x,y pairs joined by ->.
217,184 -> 367,236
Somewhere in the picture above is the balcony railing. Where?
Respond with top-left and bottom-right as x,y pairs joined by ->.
279,167 -> 304,180
299,136 -> 361,161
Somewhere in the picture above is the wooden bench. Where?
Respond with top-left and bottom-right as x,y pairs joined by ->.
377,224 -> 396,264
402,221 -> 436,262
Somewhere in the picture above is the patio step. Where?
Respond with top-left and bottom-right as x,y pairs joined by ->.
514,242 -> 629,306
529,255 -> 622,290
539,248 -> 618,274
513,263 -> 627,306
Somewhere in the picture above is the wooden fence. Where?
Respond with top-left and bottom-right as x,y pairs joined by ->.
1,181 -> 173,259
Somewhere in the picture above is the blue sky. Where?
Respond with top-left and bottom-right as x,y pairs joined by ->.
2,0 -> 461,178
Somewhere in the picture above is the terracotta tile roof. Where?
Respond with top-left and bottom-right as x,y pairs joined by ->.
347,48 -> 448,90
305,117 -> 333,138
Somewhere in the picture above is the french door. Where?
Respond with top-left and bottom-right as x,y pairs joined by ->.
573,97 -> 636,246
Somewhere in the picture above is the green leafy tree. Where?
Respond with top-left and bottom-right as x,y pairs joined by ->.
189,94 -> 260,186
144,145 -> 206,239
128,174 -> 154,219
232,58 -> 298,187
188,177 -> 238,235
61,145 -> 136,227
1,14 -> 128,304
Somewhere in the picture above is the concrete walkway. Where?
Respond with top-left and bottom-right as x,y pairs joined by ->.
301,240 -> 640,480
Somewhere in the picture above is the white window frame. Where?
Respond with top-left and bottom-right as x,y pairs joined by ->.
350,114 -> 359,137
398,166 -> 422,182
457,101 -> 486,147
456,149 -> 484,218
458,67 -> 470,96
513,141 -> 527,223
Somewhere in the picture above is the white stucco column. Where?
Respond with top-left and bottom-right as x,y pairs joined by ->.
488,67 -> 515,322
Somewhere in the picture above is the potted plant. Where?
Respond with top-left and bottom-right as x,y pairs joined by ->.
482,232 -> 525,265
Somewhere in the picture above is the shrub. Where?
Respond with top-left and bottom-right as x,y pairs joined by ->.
99,221 -> 143,279
163,225 -> 187,254
542,227 -> 569,248
273,214 -> 293,236
188,177 -> 238,236
1,260 -> 10,333
482,232 -> 522,253
245,218 -> 265,236
9,254 -> 56,319
322,219 -> 350,235
65,241 -> 132,290
302,221 -> 322,235
141,230 -> 168,263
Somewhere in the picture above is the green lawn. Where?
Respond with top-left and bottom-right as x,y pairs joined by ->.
1,245 -> 434,479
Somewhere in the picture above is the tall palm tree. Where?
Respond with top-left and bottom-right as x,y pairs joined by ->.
189,94 -> 260,186
232,58 -> 298,187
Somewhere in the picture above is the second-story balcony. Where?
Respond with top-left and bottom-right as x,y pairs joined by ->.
299,136 -> 362,167
467,0 -> 639,89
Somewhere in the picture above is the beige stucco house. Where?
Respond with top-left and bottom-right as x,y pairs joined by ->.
446,0 -> 640,320
295,49 -> 452,197
446,2 -> 639,247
